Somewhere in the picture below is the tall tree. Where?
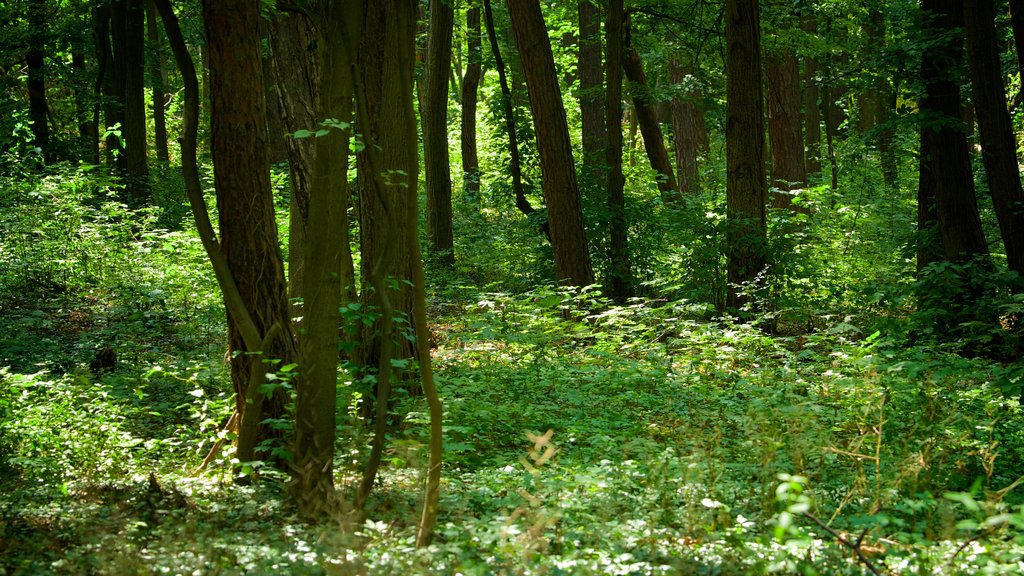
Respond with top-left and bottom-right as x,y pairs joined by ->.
482,0 -> 536,220
461,4 -> 483,200
964,0 -> 1024,277
917,0 -> 989,269
26,0 -> 49,160
201,0 -> 296,467
669,60 -> 702,196
507,0 -> 594,286
725,0 -> 768,311
120,0 -> 150,205
802,15 -> 822,177
623,16 -> 678,203
423,0 -> 455,268
578,0 -> 606,186
766,50 -> 806,209
146,0 -> 168,162
606,0 -> 630,301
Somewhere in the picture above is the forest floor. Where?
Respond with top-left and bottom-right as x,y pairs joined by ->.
2,173 -> 1024,574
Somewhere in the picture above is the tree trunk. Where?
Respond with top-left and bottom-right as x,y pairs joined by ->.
483,0 -> 538,220
579,0 -> 606,187
605,0 -> 630,301
802,16 -> 822,177
202,0 -> 296,467
918,0 -> 989,267
355,0 -> 421,506
27,0 -> 49,161
623,18 -> 677,203
725,0 -> 768,312
1010,1 -> 1024,100
507,0 -> 594,286
766,51 -> 806,209
146,0 -> 168,162
112,0 -> 150,206
291,0 -> 360,520
965,0 -> 1024,277
423,0 -> 455,268
461,6 -> 483,200
72,22 -> 98,164
670,60 -> 701,196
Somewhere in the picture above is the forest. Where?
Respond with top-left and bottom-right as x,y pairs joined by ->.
1,0 -> 1024,573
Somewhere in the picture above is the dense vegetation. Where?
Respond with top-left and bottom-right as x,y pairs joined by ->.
2,0 -> 1024,574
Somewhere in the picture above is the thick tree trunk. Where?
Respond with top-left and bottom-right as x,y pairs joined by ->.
802,16 -> 822,177
114,0 -> 150,206
623,19 -> 677,203
725,0 -> 768,312
483,0 -> 537,220
146,0 -> 168,162
507,0 -> 594,286
423,0 -> 455,267
670,60 -> 702,196
27,0 -> 49,161
461,6 -> 483,200
606,0 -> 630,301
965,0 -> 1024,277
202,0 -> 296,467
918,0 -> 989,267
766,51 -> 806,209
579,0 -> 606,187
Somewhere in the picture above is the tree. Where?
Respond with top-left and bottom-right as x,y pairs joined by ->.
201,0 -> 296,468
120,0 -> 149,205
578,0 -> 606,186
669,60 -> 703,196
461,4 -> 483,200
964,0 -> 1024,278
765,49 -> 806,209
423,0 -> 455,268
725,0 -> 768,311
802,14 -> 822,177
623,15 -> 677,203
507,0 -> 594,286
26,0 -> 49,160
146,0 -> 168,162
605,0 -> 630,301
916,0 -> 988,269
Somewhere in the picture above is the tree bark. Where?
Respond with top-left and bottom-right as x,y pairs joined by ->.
122,0 -> 150,206
766,51 -> 806,209
725,0 -> 768,312
507,0 -> 594,286
670,60 -> 702,196
27,0 -> 49,161
802,15 -> 822,177
579,0 -> 607,187
965,0 -> 1024,277
918,0 -> 989,267
423,0 -> 455,268
606,0 -> 630,301
623,18 -> 678,203
146,0 -> 168,162
461,5 -> 483,200
202,0 -> 296,467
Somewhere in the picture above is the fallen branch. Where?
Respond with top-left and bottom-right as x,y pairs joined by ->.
801,511 -> 882,576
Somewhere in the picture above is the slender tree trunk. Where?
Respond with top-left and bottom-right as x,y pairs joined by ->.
202,0 -> 296,467
72,35 -> 98,164
802,16 -> 822,177
483,0 -> 536,220
27,0 -> 49,161
121,0 -> 150,206
918,0 -> 989,267
146,0 -> 168,162
424,0 -> 455,268
725,0 -> 768,312
579,0 -> 607,187
965,0 -> 1024,277
623,18 -> 677,202
766,51 -> 806,209
507,0 -> 594,286
461,6 -> 483,200
606,0 -> 630,301
670,60 -> 701,196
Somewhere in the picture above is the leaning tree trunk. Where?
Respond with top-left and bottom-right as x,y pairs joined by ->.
766,51 -> 806,210
202,0 -> 297,468
423,0 -> 455,268
725,0 -> 768,312
623,17 -> 677,203
461,5 -> 483,200
507,0 -> 594,286
965,0 -> 1024,277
